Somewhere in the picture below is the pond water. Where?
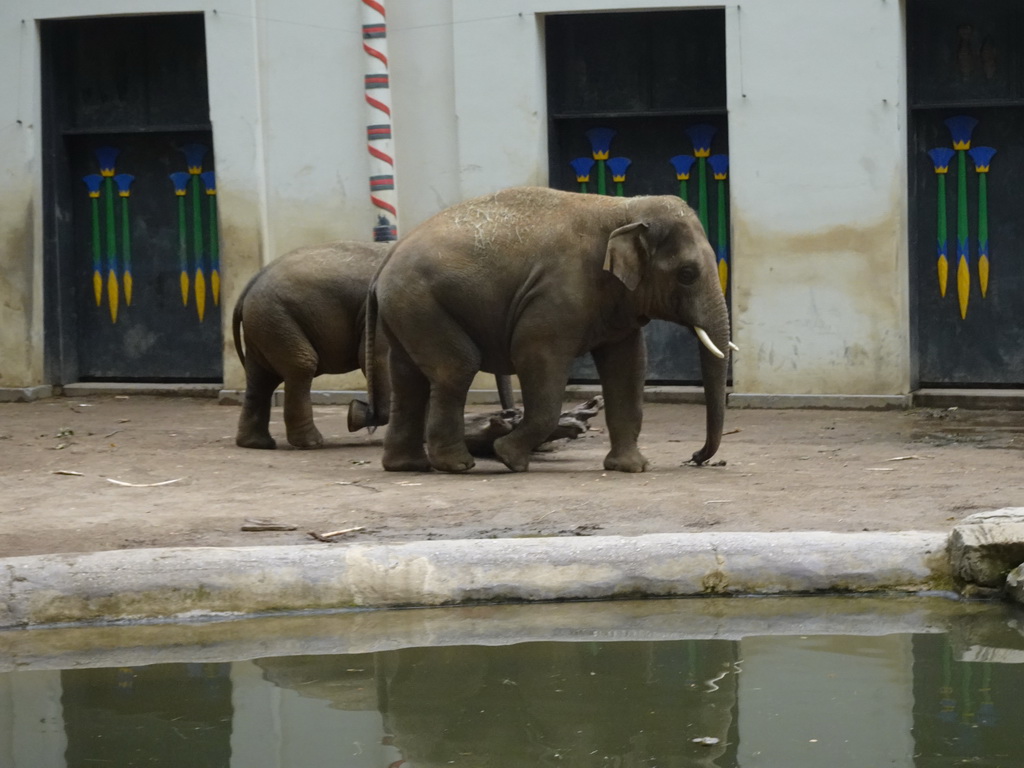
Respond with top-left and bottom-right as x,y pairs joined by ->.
1,596 -> 1023,767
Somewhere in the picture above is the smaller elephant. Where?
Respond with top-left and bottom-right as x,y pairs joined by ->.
233,240 -> 390,449
233,240 -> 515,450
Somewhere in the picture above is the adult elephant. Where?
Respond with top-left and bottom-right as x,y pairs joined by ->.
233,239 -> 515,449
365,186 -> 733,473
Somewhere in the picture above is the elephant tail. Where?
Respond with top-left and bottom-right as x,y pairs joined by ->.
363,284 -> 381,432
496,373 -> 516,412
232,272 -> 260,366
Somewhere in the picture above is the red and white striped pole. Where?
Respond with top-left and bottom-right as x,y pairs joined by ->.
362,0 -> 398,241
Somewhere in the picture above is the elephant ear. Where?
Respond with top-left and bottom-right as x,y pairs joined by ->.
603,221 -> 649,291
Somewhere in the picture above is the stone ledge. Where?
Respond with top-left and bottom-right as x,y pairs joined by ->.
0,385 -> 53,403
913,388 -> 1024,410
0,532 -> 950,628
1007,564 -> 1024,605
729,393 -> 910,410
949,508 -> 1024,590
62,382 -> 220,398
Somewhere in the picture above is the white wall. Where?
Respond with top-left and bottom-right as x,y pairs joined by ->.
726,0 -> 910,395
0,0 -> 912,396
389,0 -> 462,229
0,15 -> 44,388
447,0 -> 911,396
245,0 -> 371,256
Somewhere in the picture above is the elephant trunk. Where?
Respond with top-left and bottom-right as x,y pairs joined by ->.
690,312 -> 731,466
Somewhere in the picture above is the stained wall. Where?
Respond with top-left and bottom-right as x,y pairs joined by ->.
0,0 -> 910,397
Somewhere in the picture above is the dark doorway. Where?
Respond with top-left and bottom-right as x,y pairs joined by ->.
61,664 -> 233,766
42,14 -> 221,383
545,9 -> 729,384
908,0 -> 1024,386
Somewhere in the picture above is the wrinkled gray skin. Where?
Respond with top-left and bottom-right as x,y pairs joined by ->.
234,240 -> 516,450
366,186 -> 732,473
234,241 -> 516,450
233,241 -> 392,449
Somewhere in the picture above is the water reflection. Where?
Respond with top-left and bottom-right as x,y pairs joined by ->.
256,640 -> 739,766
2,598 -> 1024,767
61,663 -> 232,767
912,635 -> 1020,765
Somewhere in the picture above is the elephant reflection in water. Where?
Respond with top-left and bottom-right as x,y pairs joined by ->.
258,640 -> 738,767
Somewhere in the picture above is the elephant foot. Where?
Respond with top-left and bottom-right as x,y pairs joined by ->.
493,435 -> 531,473
428,446 -> 476,474
287,429 -> 324,449
236,432 -> 277,450
348,399 -> 387,432
603,448 -> 650,473
383,448 -> 433,472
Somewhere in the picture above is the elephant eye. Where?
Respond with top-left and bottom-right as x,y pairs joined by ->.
676,265 -> 700,285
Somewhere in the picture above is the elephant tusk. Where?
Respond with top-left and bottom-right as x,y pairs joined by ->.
729,341 -> 739,352
694,326 -> 725,359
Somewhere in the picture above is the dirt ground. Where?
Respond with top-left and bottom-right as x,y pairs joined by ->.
1,394 -> 1022,558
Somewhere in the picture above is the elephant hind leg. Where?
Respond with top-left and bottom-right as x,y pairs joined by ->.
236,362 -> 282,449
283,372 -> 323,449
425,368 -> 478,473
416,322 -> 479,473
382,337 -> 432,472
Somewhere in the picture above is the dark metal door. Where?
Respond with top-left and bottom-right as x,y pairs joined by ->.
69,133 -> 221,379
545,11 -> 730,385
908,0 -> 1024,385
42,14 -> 221,382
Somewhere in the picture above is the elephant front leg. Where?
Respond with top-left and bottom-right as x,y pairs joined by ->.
283,375 -> 323,449
592,330 -> 650,472
493,355 -> 571,472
